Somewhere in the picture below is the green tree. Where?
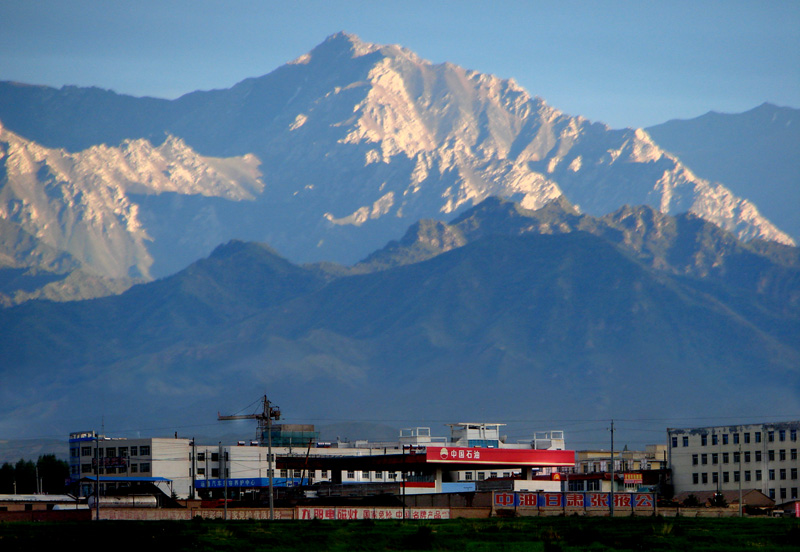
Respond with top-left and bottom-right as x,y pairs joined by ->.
0,462 -> 15,493
709,492 -> 728,508
14,459 -> 36,493
37,454 -> 70,494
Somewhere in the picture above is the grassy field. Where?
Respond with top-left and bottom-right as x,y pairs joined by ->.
1,516 -> 799,551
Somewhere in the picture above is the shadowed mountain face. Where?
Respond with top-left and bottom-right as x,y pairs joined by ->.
0,197 -> 797,445
0,33 -> 794,306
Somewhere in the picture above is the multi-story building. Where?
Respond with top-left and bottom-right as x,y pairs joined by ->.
69,423 -> 572,500
69,431 -> 194,499
667,421 -> 800,503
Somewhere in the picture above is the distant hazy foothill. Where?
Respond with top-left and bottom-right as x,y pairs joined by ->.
0,33 -> 797,445
0,196 -> 797,443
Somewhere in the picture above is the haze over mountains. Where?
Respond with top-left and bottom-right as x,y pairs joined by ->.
0,32 -> 798,446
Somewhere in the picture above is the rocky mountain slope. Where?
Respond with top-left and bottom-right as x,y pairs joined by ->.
0,33 -> 793,302
647,103 -> 800,243
1,197 -> 797,441
0,122 -> 263,301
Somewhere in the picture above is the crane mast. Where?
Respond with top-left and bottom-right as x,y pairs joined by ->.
218,395 -> 281,519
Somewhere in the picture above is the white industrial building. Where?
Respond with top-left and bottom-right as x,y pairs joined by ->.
667,421 -> 800,503
69,423 -> 570,500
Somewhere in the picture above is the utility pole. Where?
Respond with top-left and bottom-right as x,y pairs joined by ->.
221,442 -> 227,521
191,438 -> 196,500
738,440 -> 743,517
610,420 -> 615,517
94,434 -> 100,521
267,407 -> 275,520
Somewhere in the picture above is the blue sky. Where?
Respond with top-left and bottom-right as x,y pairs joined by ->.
1,0 -> 797,129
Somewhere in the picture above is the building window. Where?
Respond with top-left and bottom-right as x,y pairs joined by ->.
712,472 -> 718,484
130,464 -> 138,473
81,447 -> 92,457
478,472 -> 485,481
712,453 -> 718,465
106,447 -> 116,457
671,436 -> 678,448
733,452 -> 739,464
744,471 -> 751,482
197,452 -> 205,462
280,469 -> 287,478
780,488 -> 786,500
768,431 -> 774,442
130,446 -> 138,456
701,454 -> 708,465
722,453 -> 729,464
140,463 -> 150,473
791,468 -> 797,480
347,471 -> 355,479
321,470 -> 328,478
211,453 -> 219,462
769,469 -> 775,481
119,447 -> 128,458
779,450 -> 786,461
769,489 -> 775,500
755,433 -> 762,443
755,470 -> 762,481
465,472 -> 473,481
702,473 -> 708,484
197,467 -> 205,475
792,449 -> 797,461
70,447 -> 79,458
375,471 -> 382,479
733,433 -> 739,445
693,473 -> 699,485
106,467 -> 117,475
780,469 -> 786,480
712,435 -> 718,446
755,450 -> 762,462
140,446 -> 151,456
587,480 -> 600,491
744,451 -> 751,463
211,468 -> 219,477
744,433 -> 750,444
295,470 -> 302,478
81,464 -> 92,473
779,430 -> 786,442
692,454 -> 698,465
722,472 -> 729,484
768,450 -> 775,462
388,472 -> 397,480
792,488 -> 798,499
682,436 -> 689,447
362,471 -> 369,479
791,429 -> 797,442
701,435 -> 708,446
722,434 -> 729,445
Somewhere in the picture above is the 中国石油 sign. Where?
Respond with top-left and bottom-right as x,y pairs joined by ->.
426,447 -> 574,466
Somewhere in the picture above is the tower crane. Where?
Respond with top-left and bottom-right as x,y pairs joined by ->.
218,395 -> 281,519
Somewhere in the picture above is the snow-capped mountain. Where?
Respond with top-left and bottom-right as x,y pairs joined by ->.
0,32 -> 794,290
0,122 -> 262,280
